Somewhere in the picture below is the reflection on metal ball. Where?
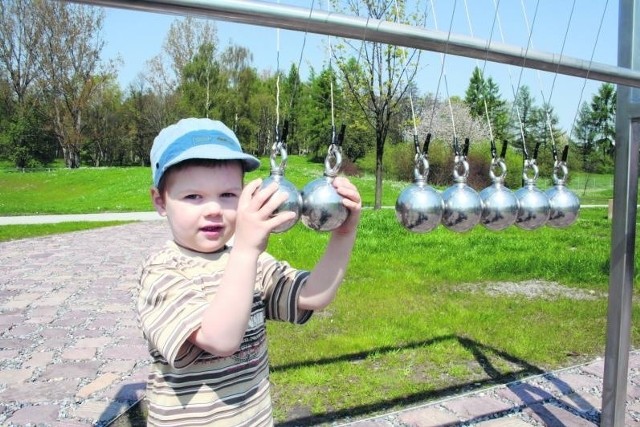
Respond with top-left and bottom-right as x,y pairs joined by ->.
545,184 -> 580,228
479,183 -> 519,231
300,176 -> 349,232
261,173 -> 302,233
395,183 -> 443,233
514,183 -> 550,230
441,183 -> 482,232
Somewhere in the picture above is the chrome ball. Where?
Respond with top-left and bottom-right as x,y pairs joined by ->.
545,184 -> 580,228
479,183 -> 519,231
300,176 -> 349,232
395,183 -> 443,233
514,183 -> 550,230
261,174 -> 302,233
441,183 -> 482,232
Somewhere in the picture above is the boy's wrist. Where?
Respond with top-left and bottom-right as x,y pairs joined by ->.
229,244 -> 262,261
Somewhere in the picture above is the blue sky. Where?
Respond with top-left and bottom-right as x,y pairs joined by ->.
100,1 -> 618,133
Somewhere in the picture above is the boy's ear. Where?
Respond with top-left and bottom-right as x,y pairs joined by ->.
150,187 -> 167,216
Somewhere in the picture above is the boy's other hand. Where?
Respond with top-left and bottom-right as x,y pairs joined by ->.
234,178 -> 297,254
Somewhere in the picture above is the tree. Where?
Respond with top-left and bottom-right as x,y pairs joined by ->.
332,0 -> 422,209
0,0 -> 43,110
297,66 -> 340,160
464,66 -> 510,143
571,83 -> 616,173
590,82 -> 616,156
510,85 -> 541,160
572,101 -> 597,168
36,0 -> 110,168
83,78 -> 128,166
145,16 -> 218,110
179,42 -> 221,118
416,95 -> 490,145
124,76 -> 173,167
165,16 -> 218,88
0,0 -> 52,167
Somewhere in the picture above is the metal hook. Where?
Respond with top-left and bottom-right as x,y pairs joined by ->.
270,120 -> 290,174
324,123 -> 345,177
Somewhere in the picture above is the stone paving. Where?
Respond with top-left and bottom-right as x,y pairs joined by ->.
0,219 -> 639,426
338,353 -> 640,426
0,221 -> 171,427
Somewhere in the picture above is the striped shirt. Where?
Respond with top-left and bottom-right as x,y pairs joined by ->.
137,241 -> 313,426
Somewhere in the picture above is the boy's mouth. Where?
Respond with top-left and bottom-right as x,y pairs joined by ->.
201,225 -> 223,233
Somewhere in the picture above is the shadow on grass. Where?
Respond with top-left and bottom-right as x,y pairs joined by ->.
272,334 -> 595,426
105,335 -> 598,426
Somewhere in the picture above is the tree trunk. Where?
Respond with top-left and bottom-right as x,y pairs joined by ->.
375,147 -> 383,209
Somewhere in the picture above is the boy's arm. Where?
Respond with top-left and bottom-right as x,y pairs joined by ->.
298,177 -> 361,311
189,179 -> 296,357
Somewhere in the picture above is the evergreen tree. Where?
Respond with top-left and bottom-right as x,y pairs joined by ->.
464,66 -> 510,144
590,82 -> 616,157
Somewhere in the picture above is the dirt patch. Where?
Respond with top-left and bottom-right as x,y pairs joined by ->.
456,280 -> 604,300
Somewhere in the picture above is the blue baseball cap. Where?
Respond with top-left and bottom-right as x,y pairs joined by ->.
150,118 -> 261,187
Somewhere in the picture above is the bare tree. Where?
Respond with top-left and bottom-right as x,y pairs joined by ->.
415,95 -> 491,146
0,0 -> 44,109
163,16 -> 218,88
36,1 -> 109,168
332,0 -> 422,209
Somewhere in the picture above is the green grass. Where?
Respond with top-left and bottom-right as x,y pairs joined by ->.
0,157 -> 630,426
263,208 -> 633,424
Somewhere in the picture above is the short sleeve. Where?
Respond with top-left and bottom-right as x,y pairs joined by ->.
257,253 -> 313,324
138,262 -> 209,368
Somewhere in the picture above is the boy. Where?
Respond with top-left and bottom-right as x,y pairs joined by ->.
138,118 -> 361,426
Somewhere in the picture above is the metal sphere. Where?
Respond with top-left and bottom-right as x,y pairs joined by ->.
441,183 -> 483,232
479,183 -> 519,231
545,184 -> 580,228
300,176 -> 349,232
261,174 -> 302,233
395,183 -> 443,233
514,183 -> 551,230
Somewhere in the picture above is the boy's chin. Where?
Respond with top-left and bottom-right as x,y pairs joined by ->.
177,238 -> 228,254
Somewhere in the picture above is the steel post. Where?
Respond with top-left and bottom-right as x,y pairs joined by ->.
601,1 -> 640,426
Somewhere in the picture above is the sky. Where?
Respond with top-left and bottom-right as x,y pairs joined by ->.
99,0 -> 619,134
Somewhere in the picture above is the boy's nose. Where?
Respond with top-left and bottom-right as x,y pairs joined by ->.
203,200 -> 222,216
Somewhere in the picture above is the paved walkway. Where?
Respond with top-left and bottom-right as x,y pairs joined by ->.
0,216 -> 639,426
0,212 -> 163,225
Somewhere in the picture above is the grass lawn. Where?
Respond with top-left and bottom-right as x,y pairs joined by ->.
0,157 -> 633,426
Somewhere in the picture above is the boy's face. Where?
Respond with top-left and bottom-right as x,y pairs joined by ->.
151,162 -> 243,253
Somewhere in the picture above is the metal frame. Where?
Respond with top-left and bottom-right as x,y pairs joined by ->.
602,1 -> 639,426
65,1 -> 638,425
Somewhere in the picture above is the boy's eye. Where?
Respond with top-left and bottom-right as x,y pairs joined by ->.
221,192 -> 238,198
184,194 -> 201,200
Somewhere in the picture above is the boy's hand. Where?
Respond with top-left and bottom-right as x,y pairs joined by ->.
234,178 -> 297,254
332,176 -> 362,235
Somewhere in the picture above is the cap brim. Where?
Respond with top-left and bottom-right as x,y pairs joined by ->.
165,145 -> 261,173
